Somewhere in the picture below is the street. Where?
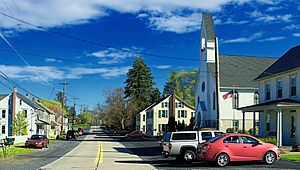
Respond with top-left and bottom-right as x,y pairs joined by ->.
35,127 -> 300,169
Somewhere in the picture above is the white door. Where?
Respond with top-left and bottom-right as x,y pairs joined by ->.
290,114 -> 296,145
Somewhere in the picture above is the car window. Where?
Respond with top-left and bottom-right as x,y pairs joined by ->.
241,136 -> 258,144
223,136 -> 240,143
201,132 -> 212,141
31,135 -> 43,140
172,133 -> 196,140
206,134 -> 224,143
214,131 -> 225,136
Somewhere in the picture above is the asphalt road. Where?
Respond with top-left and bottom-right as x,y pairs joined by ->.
0,135 -> 86,170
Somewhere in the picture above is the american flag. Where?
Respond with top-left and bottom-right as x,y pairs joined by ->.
223,90 -> 233,100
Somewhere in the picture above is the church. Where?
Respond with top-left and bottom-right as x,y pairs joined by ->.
194,14 -> 277,133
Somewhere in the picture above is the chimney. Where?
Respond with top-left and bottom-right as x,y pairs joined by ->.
12,87 -> 17,135
32,97 -> 36,102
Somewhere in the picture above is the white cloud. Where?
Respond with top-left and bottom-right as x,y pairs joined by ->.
148,13 -> 202,33
0,64 -> 131,82
247,10 -> 292,23
222,32 -> 263,43
220,17 -> 249,25
266,6 -> 282,12
258,36 -> 285,42
88,47 -> 139,65
45,58 -> 62,63
283,24 -> 300,30
293,33 -> 300,37
256,0 -> 282,5
154,65 -> 171,69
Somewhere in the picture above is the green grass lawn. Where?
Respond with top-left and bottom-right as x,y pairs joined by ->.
0,145 -> 35,158
281,153 -> 300,163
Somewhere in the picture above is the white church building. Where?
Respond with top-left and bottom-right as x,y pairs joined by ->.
195,13 -> 277,133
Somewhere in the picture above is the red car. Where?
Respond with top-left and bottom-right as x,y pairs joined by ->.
125,131 -> 146,140
25,135 -> 49,148
197,134 -> 280,167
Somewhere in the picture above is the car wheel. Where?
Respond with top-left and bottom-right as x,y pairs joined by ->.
264,151 -> 276,165
216,153 -> 230,167
45,143 -> 48,148
182,150 -> 196,163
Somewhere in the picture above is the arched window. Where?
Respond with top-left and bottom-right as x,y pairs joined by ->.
232,90 -> 239,109
213,91 -> 216,110
254,91 -> 259,104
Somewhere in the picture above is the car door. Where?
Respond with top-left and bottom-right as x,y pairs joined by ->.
240,136 -> 264,160
222,135 -> 245,161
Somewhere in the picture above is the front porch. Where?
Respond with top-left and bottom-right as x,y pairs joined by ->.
239,99 -> 300,147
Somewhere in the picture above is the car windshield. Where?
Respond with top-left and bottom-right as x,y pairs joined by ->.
206,134 -> 224,143
31,135 -> 43,140
162,132 -> 171,142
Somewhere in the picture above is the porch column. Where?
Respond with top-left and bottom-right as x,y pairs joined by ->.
277,109 -> 282,147
242,112 -> 245,134
253,112 -> 256,136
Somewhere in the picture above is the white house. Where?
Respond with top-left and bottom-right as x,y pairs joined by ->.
0,94 -> 10,139
143,94 -> 195,136
239,45 -> 300,147
195,13 -> 277,133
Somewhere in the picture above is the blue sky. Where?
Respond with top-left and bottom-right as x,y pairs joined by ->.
0,0 -> 299,112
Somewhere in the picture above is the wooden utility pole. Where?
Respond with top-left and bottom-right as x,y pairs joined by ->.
214,37 -> 220,130
72,97 -> 79,130
59,81 -> 69,134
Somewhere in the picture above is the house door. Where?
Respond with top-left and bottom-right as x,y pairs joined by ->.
290,114 -> 296,145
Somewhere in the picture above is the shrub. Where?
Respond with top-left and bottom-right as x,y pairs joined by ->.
248,128 -> 259,135
259,137 -> 277,145
226,128 -> 234,133
56,133 -> 67,140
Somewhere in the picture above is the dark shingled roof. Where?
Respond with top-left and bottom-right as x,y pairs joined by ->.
0,94 -> 9,101
208,55 -> 277,88
17,93 -> 44,110
202,13 -> 215,40
255,45 -> 300,80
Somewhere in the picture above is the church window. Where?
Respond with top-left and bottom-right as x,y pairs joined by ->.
232,90 -> 239,109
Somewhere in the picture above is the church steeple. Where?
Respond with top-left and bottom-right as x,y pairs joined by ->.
200,13 -> 218,63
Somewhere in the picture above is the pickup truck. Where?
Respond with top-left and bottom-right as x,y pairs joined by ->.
161,130 -> 224,162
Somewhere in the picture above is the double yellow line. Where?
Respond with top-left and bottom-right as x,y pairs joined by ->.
95,142 -> 103,165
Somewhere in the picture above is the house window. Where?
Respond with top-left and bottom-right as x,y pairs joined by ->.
184,110 -> 187,118
178,110 -> 180,118
265,83 -> 271,100
181,110 -> 185,118
291,116 -> 296,138
142,125 -> 145,132
2,125 -> 5,134
142,115 -> 145,121
232,120 -> 239,132
161,102 -> 164,108
213,92 -> 216,110
191,112 -> 194,118
290,76 -> 297,97
2,110 -> 5,118
23,110 -> 28,118
164,102 -> 168,108
266,114 -> 271,131
158,110 -> 161,118
254,91 -> 259,104
19,99 -> 22,105
232,90 -> 239,109
276,80 -> 283,98
178,102 -> 182,108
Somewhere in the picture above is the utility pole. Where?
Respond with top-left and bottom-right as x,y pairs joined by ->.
72,97 -> 79,131
59,81 -> 69,134
214,37 -> 220,130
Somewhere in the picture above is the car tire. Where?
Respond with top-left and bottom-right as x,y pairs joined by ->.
45,143 -> 48,148
216,153 -> 230,167
182,150 -> 196,163
264,151 -> 276,165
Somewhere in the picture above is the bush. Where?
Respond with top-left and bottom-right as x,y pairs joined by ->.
226,128 -> 234,133
259,137 -> 277,145
56,133 -> 67,140
237,129 -> 250,135
248,128 -> 259,135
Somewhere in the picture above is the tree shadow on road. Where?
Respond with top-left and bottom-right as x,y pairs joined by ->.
114,146 -> 161,156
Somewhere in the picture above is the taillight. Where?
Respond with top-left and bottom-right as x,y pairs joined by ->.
168,143 -> 172,151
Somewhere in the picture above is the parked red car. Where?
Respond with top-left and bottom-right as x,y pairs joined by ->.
125,131 -> 146,140
197,134 -> 280,167
114,130 -> 131,136
25,135 -> 49,148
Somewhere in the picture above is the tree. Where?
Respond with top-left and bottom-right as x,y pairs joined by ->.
13,111 -> 29,136
163,69 -> 198,106
78,111 -> 94,125
125,57 -> 159,110
151,88 -> 161,103
188,117 -> 195,130
40,98 -> 67,116
55,92 -> 68,110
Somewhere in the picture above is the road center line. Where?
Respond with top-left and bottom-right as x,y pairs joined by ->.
95,142 -> 103,169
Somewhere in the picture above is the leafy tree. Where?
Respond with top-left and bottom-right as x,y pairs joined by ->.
188,117 -> 195,130
167,116 -> 176,132
40,98 -> 67,115
125,57 -> 159,110
163,69 -> 198,106
151,88 -> 161,103
13,111 -> 29,135
78,111 -> 94,125
55,92 -> 68,110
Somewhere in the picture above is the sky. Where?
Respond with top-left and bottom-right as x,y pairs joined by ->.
0,0 -> 299,112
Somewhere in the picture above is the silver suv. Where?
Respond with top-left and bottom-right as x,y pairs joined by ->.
161,130 -> 224,162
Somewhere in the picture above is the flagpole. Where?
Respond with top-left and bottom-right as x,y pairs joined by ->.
214,37 -> 220,130
233,85 -> 236,132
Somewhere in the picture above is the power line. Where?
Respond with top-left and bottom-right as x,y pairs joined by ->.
0,11 -> 199,62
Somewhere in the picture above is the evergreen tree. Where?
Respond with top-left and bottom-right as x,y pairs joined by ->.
151,88 -> 161,103
125,57 -> 158,110
13,111 -> 29,135
163,71 -> 176,95
167,116 -> 176,132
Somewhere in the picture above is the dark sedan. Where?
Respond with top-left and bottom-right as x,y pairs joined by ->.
25,135 -> 49,148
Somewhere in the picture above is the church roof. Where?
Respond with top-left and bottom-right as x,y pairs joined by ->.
255,45 -> 300,80
202,13 -> 215,40
207,55 -> 277,88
